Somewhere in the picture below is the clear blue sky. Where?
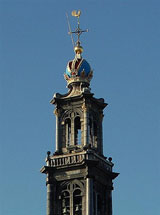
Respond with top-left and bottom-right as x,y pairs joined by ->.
0,0 -> 160,215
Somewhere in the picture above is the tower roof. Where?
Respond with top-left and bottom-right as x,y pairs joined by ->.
65,10 -> 93,87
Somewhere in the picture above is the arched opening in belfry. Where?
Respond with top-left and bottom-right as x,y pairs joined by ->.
73,189 -> 82,215
65,118 -> 71,147
74,116 -> 81,145
60,181 -> 83,215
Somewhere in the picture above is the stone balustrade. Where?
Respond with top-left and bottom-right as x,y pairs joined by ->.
47,151 -> 112,172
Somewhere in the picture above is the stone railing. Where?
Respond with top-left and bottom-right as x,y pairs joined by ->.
49,153 -> 85,167
47,151 -> 112,172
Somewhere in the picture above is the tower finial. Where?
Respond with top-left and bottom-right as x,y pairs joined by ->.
68,10 -> 88,55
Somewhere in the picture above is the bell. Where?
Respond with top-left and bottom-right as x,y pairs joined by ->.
75,205 -> 79,212
63,207 -> 67,214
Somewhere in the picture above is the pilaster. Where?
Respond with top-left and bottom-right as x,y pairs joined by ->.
86,177 -> 93,215
46,183 -> 54,215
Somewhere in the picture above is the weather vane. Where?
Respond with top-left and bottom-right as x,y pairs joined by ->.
66,10 -> 88,54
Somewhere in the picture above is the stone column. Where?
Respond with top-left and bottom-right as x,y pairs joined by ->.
83,104 -> 88,146
46,183 -> 54,215
86,177 -> 93,215
54,109 -> 59,152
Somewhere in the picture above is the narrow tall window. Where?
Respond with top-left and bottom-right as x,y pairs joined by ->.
65,118 -> 71,147
75,117 -> 81,145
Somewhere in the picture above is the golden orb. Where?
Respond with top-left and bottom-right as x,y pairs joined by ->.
74,45 -> 83,54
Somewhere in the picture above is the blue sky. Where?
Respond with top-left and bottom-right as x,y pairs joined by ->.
0,0 -> 160,214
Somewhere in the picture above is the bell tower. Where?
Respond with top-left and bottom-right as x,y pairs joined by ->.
41,10 -> 118,215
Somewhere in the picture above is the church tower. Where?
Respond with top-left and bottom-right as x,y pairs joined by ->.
41,11 -> 118,215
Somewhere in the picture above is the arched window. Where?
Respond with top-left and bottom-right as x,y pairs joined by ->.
65,118 -> 71,147
60,180 -> 83,215
74,117 -> 81,145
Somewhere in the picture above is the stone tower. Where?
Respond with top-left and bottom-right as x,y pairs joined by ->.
41,11 -> 118,215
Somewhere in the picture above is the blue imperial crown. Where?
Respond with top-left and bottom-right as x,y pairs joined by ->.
64,57 -> 93,86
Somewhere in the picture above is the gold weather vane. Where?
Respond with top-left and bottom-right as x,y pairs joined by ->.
66,10 -> 88,54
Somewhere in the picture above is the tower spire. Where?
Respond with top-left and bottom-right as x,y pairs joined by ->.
68,10 -> 88,54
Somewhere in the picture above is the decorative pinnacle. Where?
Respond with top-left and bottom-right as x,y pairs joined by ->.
68,10 -> 88,54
